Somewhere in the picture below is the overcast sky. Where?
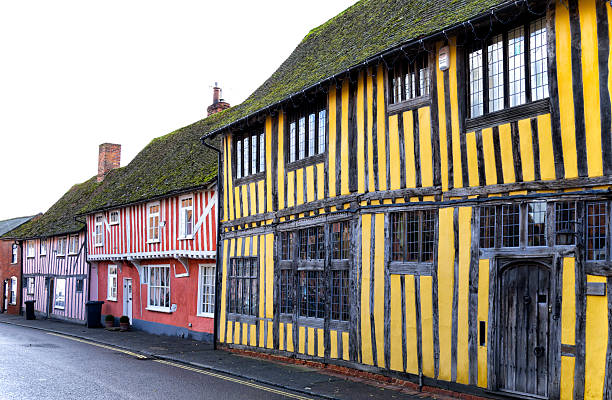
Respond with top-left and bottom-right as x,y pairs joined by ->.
0,0 -> 356,221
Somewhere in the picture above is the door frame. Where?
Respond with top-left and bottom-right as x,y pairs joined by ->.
123,278 -> 133,323
47,277 -> 54,318
489,255 -> 562,399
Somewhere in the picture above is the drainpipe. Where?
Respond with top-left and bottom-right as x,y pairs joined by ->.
201,138 -> 222,351
17,240 -> 23,315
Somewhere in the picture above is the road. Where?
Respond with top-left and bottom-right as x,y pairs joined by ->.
0,323 -> 319,400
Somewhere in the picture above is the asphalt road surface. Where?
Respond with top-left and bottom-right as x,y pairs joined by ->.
0,323 -> 320,400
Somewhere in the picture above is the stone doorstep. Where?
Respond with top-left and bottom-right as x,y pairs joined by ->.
224,347 -> 492,400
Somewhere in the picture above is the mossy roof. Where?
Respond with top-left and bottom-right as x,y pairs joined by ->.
3,177 -> 100,239
198,0 -> 510,138
0,215 -> 37,237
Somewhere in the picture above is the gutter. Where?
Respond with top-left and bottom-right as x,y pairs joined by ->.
200,137 -> 223,351
201,0 -> 523,140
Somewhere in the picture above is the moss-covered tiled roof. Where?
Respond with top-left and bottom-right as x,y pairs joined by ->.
79,123 -> 219,214
3,177 -> 100,239
198,0 -> 510,138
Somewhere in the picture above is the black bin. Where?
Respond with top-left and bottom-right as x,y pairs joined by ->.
24,300 -> 36,320
85,301 -> 104,328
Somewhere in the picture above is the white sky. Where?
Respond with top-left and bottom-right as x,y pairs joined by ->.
0,0 -> 356,221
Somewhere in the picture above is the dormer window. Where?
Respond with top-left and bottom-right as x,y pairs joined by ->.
287,99 -> 326,164
235,127 -> 265,180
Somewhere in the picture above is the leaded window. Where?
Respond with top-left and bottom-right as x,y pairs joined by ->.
332,221 -> 350,260
468,17 -> 548,118
555,201 -> 576,245
298,226 -> 324,260
228,257 -> 258,316
586,202 -> 608,261
280,231 -> 293,260
480,206 -> 497,248
527,201 -> 547,247
502,204 -> 521,248
299,270 -> 325,319
389,52 -> 430,104
331,269 -> 349,321
280,269 -> 294,315
391,210 -> 436,263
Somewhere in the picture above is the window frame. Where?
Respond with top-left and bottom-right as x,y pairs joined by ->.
233,125 -> 266,183
26,241 -> 35,258
227,257 -> 259,317
40,239 -> 47,257
585,201 -> 609,262
389,209 -> 438,274
11,244 -> 18,264
465,16 -> 550,130
285,97 -> 328,169
54,278 -> 66,310
387,50 -> 433,113
108,210 -> 120,225
94,214 -> 104,247
56,237 -> 67,257
146,265 -> 171,312
147,202 -> 161,243
68,234 -> 79,255
9,276 -> 17,305
179,194 -> 194,240
197,264 -> 215,318
75,278 -> 84,293
27,277 -> 35,295
107,264 -> 118,301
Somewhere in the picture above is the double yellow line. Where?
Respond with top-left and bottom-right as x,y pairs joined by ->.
47,332 -> 314,400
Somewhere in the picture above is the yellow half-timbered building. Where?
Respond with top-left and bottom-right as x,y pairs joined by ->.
200,0 -> 612,398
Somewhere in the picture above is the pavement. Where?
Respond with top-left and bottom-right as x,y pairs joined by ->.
0,313 -> 461,400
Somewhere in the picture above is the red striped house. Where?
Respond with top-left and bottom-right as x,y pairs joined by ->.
81,122 -> 220,340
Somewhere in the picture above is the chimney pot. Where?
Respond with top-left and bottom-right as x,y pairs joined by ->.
207,84 -> 230,116
97,143 -> 121,182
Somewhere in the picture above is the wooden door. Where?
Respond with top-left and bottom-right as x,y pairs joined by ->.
123,279 -> 132,322
47,278 -> 54,317
499,263 -> 550,398
2,280 -> 7,312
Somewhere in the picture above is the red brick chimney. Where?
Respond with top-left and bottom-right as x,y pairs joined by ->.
97,143 -> 121,182
207,82 -> 230,116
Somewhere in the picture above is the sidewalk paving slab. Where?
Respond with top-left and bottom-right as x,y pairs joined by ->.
0,313 -> 461,400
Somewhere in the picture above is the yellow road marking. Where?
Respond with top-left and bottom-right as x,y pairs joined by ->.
46,332 -> 148,359
154,359 -> 315,400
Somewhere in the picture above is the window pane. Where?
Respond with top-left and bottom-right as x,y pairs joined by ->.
237,139 -> 242,178
259,132 -> 265,172
318,110 -> 326,154
488,35 -> 504,112
298,117 -> 306,160
308,113 -> 315,157
243,137 -> 249,177
586,202 -> 607,261
480,206 -> 496,248
391,213 -> 406,261
406,212 -> 420,262
527,201 -> 547,247
555,202 -> 576,245
469,49 -> 484,117
502,204 -> 521,247
421,210 -> 435,262
530,18 -> 549,101
508,26 -> 526,107
289,122 -> 296,163
251,135 -> 257,175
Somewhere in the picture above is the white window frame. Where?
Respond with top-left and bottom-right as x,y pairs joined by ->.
147,202 -> 161,243
9,276 -> 17,305
197,264 -> 215,318
27,277 -> 35,295
68,234 -> 79,255
56,237 -> 67,256
54,278 -> 66,310
40,239 -> 47,257
179,195 -> 194,240
26,241 -> 35,258
94,214 -> 104,247
140,265 -> 149,284
107,265 -> 118,301
146,265 -> 171,312
11,244 -> 18,264
109,210 -> 120,225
